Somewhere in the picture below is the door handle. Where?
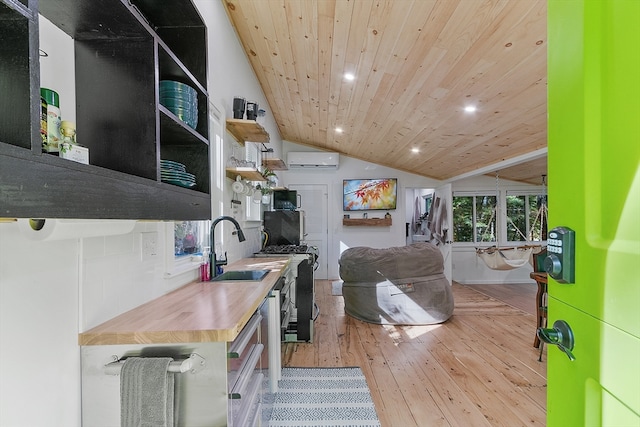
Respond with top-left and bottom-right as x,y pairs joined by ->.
537,320 -> 576,361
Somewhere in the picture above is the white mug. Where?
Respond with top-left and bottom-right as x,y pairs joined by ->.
232,180 -> 244,194
242,181 -> 253,196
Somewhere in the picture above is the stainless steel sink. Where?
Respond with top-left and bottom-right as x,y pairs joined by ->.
210,270 -> 270,282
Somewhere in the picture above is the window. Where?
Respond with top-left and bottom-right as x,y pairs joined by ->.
453,194 -> 496,243
453,191 -> 547,244
244,143 -> 261,221
174,220 -> 210,257
423,194 -> 433,216
506,193 -> 548,242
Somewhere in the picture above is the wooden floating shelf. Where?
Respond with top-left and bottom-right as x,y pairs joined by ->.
343,217 -> 392,227
262,158 -> 288,170
226,119 -> 270,144
225,168 -> 265,181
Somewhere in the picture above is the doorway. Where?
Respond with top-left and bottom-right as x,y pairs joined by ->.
405,184 -> 452,282
288,184 -> 329,279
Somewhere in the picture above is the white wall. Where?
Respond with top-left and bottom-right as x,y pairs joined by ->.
0,222 -> 80,426
194,0 -> 283,153
280,142 -> 442,279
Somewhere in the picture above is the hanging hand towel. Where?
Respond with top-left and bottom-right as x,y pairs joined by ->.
120,357 -> 175,427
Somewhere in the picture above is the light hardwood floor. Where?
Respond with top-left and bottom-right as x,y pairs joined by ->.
282,280 -> 547,427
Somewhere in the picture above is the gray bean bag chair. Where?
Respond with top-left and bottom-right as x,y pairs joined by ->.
338,242 -> 454,325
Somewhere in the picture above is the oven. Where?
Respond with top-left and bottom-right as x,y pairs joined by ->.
255,246 -> 317,342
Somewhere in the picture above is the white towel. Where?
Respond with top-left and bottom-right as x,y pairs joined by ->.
120,357 -> 175,427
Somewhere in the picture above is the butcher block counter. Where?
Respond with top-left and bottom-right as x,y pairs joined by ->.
78,256 -> 291,345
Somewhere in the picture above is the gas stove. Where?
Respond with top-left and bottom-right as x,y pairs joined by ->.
256,243 -> 318,343
259,244 -> 310,254
256,244 -> 319,268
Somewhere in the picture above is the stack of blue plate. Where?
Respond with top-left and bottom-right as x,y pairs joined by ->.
160,159 -> 196,188
160,80 -> 198,130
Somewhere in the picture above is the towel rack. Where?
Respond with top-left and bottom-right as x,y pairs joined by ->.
104,353 -> 206,375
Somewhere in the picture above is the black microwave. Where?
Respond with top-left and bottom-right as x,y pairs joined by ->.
273,190 -> 297,210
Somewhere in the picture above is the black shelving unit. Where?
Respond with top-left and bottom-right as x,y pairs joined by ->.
0,0 -> 211,220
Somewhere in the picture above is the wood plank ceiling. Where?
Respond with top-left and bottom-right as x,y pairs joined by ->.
223,0 -> 547,185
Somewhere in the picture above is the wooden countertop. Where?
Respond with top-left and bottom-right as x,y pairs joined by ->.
78,257 -> 291,346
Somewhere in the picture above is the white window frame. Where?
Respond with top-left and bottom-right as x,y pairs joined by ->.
453,188 -> 547,248
244,143 -> 262,222
505,189 -> 547,244
453,191 -> 498,246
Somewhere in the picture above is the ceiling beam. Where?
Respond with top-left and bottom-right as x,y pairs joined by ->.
445,148 -> 548,183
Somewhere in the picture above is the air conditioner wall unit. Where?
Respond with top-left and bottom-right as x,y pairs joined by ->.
287,152 -> 339,169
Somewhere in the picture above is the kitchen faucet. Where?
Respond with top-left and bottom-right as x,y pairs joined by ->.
210,216 -> 246,279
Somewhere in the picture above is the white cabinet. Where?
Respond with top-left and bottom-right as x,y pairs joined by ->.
81,342 -> 229,426
227,311 -> 264,426
81,304 -> 274,426
77,259 -> 289,425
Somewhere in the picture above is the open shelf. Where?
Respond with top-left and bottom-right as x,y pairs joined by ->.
225,168 -> 265,181
226,119 -> 269,144
262,158 -> 287,170
0,0 -> 210,220
343,217 -> 392,227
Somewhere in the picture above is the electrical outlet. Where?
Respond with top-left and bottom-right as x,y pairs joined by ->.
141,232 -> 158,260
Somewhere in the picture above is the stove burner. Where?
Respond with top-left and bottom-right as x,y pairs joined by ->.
261,244 -> 309,254
258,245 -> 319,268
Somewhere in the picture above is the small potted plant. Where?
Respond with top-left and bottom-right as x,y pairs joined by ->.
261,167 -> 277,182
259,167 -> 277,204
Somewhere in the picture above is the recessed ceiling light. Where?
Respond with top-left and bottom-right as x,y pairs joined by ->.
335,127 -> 343,133
464,105 -> 477,113
411,147 -> 420,153
344,73 -> 355,81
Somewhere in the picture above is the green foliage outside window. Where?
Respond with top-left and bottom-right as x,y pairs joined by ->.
476,196 -> 497,242
507,195 -> 528,241
454,193 -> 547,243
452,196 -> 473,242
452,195 -> 496,242
506,195 -> 548,241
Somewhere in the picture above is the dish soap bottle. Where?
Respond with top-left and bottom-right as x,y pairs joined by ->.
200,247 -> 210,282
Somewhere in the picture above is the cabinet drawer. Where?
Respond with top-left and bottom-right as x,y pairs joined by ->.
281,307 -> 293,341
229,343 -> 263,398
228,312 -> 261,358
230,372 -> 263,427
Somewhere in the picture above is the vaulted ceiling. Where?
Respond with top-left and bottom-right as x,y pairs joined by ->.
223,0 -> 547,185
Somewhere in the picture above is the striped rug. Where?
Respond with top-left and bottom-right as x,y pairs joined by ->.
268,367 -> 381,427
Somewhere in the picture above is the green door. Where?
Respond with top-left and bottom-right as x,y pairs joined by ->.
547,1 -> 640,425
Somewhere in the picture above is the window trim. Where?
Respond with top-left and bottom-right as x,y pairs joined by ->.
453,189 -> 547,247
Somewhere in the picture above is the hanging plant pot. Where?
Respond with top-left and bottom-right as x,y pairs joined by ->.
262,194 -> 271,205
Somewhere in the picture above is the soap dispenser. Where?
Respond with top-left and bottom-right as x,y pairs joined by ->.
200,247 -> 210,282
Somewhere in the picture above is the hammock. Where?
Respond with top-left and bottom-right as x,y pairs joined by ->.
476,174 -> 547,271
477,245 -> 535,270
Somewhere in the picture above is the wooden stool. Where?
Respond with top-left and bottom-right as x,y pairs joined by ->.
530,272 -> 548,348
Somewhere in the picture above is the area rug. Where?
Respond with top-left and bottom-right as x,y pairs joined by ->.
268,367 -> 381,427
331,280 -> 343,296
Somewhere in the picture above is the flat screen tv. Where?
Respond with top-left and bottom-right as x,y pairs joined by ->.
343,178 -> 398,211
